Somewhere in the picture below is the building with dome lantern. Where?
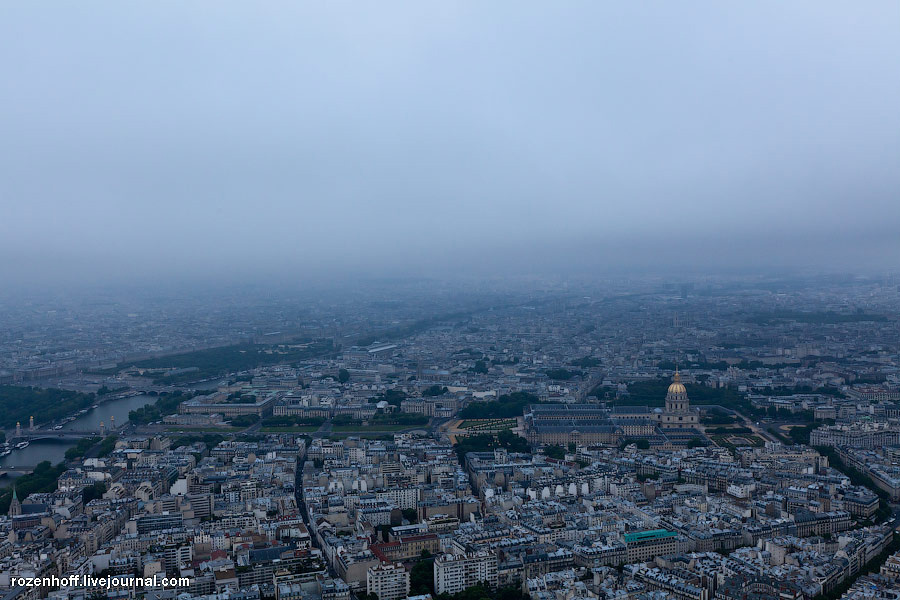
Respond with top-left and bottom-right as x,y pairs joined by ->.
659,370 -> 699,429
524,371 -> 704,447
606,370 -> 700,430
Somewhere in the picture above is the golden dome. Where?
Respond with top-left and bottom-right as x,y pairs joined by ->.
667,370 -> 686,394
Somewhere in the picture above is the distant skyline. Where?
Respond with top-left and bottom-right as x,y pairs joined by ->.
2,2 -> 899,286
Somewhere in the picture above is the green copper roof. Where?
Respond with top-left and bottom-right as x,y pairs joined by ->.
623,529 -> 676,543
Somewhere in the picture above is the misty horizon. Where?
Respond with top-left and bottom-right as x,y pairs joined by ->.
2,2 -> 899,287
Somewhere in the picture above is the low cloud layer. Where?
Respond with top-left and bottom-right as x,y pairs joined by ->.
2,2 -> 898,285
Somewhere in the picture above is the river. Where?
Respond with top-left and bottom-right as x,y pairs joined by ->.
0,393 -> 156,480
59,393 -> 157,432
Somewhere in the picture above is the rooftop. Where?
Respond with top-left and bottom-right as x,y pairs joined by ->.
624,529 -> 677,543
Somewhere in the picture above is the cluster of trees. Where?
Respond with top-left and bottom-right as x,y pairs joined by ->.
767,385 -> 846,399
170,433 -> 226,450
543,444 -> 566,459
491,356 -> 519,366
0,461 -> 66,514
402,508 -> 418,523
97,435 -> 118,458
785,423 -> 819,445
369,389 -> 407,405
422,385 -> 449,397
96,385 -> 128,396
658,359 -> 806,372
384,413 -> 429,426
814,446 -> 885,500
129,339 -> 335,383
0,386 -> 98,429
65,437 -> 101,460
619,438 -> 650,450
409,552 -> 434,596
82,482 -> 107,504
438,584 -> 529,600
453,348 -> 484,358
262,416 -> 325,428
453,430 -> 530,462
761,406 -> 815,421
544,368 -> 583,381
818,533 -> 900,600
814,446 -> 893,524
129,391 -> 194,424
373,413 -> 428,425
223,392 -> 257,404
229,414 -> 261,427
706,426 -> 752,434
767,428 -> 793,445
701,411 -> 739,425
356,309 -> 476,346
458,391 -> 541,419
569,356 -> 601,368
471,360 -> 488,374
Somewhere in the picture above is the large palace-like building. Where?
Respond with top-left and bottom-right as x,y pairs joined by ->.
524,371 -> 702,447
613,370 -> 700,429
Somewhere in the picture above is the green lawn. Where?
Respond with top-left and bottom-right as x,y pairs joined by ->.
711,433 -> 764,449
459,418 -> 516,430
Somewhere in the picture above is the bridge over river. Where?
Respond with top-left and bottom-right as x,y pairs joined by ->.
0,465 -> 38,477
13,430 -> 106,441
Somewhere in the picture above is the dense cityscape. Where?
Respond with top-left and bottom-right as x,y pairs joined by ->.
4,2 -> 899,599
2,276 -> 900,599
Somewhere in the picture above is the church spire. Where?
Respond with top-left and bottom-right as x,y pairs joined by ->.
9,485 -> 22,517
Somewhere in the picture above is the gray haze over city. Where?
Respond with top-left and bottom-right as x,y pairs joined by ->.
2,2 -> 900,287
9,5 -> 900,600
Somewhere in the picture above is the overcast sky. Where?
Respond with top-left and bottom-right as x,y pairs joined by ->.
2,2 -> 899,286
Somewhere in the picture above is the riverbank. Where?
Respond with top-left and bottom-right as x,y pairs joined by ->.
0,393 -> 155,477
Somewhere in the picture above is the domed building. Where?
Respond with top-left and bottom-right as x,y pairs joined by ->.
660,370 -> 699,429
524,370 -> 706,447
609,370 -> 700,430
